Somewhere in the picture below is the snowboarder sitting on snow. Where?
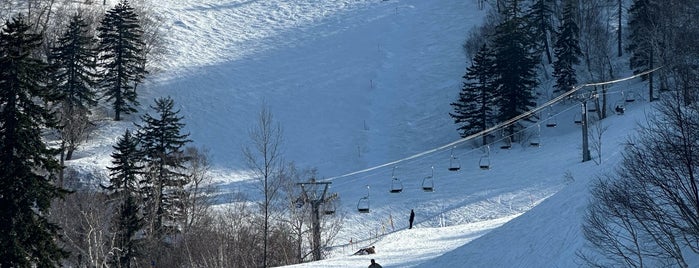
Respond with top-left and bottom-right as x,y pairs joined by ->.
368,259 -> 383,268
354,246 -> 376,255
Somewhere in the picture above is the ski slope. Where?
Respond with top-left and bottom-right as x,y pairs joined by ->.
66,0 -> 663,267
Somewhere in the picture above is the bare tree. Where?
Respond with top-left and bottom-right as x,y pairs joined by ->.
51,191 -> 118,268
243,103 -> 285,268
59,106 -> 96,161
588,117 -> 608,165
580,89 -> 699,267
129,0 -> 166,73
182,146 -> 216,234
577,0 -> 615,119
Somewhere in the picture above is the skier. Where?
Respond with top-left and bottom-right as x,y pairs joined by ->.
368,259 -> 383,268
409,209 -> 415,229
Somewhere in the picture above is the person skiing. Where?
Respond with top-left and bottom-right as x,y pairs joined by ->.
368,259 -> 383,268
409,209 -> 415,229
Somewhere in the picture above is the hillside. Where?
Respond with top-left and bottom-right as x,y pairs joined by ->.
64,0 -> 657,267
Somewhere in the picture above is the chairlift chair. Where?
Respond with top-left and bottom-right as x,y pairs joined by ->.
357,185 -> 370,213
390,178 -> 403,193
500,136 -> 512,149
479,145 -> 491,170
573,113 -> 582,125
625,92 -> 637,102
389,166 -> 403,193
357,197 -> 370,213
545,112 -> 557,128
422,167 -> 435,192
530,125 -> 541,147
323,203 -> 336,215
479,156 -> 491,170
448,146 -> 461,171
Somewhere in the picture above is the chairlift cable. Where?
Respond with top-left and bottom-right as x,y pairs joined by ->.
325,67 -> 663,181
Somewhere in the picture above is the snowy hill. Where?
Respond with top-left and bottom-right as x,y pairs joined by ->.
67,0 -> 658,267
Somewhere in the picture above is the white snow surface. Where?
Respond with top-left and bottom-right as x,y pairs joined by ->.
66,0 -> 666,267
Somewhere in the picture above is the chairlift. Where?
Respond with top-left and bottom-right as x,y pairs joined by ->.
573,113 -> 582,125
500,135 -> 512,149
448,146 -> 461,171
530,124 -> 541,147
479,145 -> 491,170
357,185 -> 370,213
323,202 -> 336,215
422,166 -> 435,192
545,112 -> 557,128
389,166 -> 403,193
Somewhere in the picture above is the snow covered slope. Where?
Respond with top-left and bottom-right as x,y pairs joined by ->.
67,0 -> 659,267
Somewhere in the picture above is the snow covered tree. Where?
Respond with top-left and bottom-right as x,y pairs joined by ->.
136,96 -> 191,242
0,15 -> 68,267
450,44 -> 498,145
491,0 -> 539,139
52,14 -> 99,160
97,0 -> 146,121
552,0 -> 581,96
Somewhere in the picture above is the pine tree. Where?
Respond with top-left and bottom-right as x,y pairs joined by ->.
0,15 -> 68,267
525,0 -> 555,64
136,96 -> 191,240
108,130 -> 144,193
52,14 -> 99,160
627,0 -> 659,100
491,0 -> 539,139
450,44 -> 498,145
98,0 -> 146,121
552,0 -> 582,95
106,129 -> 144,268
53,14 -> 98,113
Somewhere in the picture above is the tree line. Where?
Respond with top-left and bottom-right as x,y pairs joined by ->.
451,0 -> 699,266
454,0 -> 699,266
450,0 -> 696,146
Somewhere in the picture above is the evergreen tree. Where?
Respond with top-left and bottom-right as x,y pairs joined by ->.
0,15 -> 68,267
450,44 -> 498,145
491,0 -> 539,139
106,129 -> 144,268
552,0 -> 582,95
97,0 -> 146,121
136,96 -> 191,240
525,0 -> 555,64
107,130 -> 144,193
53,13 -> 98,113
627,0 -> 659,99
52,14 -> 99,160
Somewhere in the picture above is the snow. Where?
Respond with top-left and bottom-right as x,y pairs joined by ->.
66,0 -> 662,267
